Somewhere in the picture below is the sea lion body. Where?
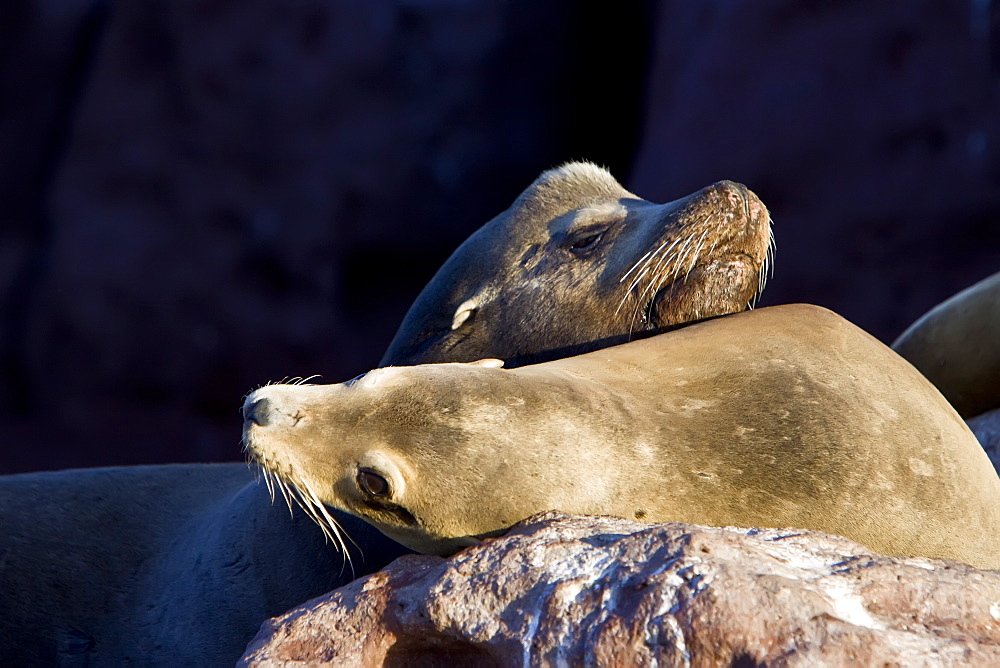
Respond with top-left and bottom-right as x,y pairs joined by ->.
892,270 -> 1000,419
1,163 -> 774,662
970,408 -> 1000,471
0,464 -> 408,664
245,305 -> 1000,568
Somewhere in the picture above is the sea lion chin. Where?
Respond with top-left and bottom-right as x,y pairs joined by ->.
245,304 -> 1000,568
381,161 -> 773,367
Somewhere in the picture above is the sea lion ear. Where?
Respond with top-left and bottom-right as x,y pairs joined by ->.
469,358 -> 504,368
451,299 -> 478,330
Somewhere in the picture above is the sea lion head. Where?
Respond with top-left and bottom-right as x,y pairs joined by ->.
242,359 -> 626,555
381,161 -> 773,367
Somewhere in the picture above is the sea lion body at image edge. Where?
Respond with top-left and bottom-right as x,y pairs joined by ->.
970,408 -> 1000,471
893,270 -> 1000,419
0,464 -> 408,664
245,304 -> 1000,569
0,162 -> 774,663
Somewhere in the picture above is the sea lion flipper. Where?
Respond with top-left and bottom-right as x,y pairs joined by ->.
469,358 -> 504,368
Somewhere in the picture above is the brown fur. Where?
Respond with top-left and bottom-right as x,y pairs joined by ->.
0,163 -> 774,663
381,162 -> 772,367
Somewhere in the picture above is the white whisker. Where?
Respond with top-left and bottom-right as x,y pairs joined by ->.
275,477 -> 294,515
619,248 -> 655,284
263,469 -> 275,502
615,265 -> 653,316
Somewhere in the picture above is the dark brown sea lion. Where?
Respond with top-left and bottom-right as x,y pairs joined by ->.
0,163 -> 773,664
0,464 -> 408,664
382,161 -> 773,366
244,305 -> 1000,569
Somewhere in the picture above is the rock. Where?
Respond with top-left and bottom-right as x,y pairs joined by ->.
631,0 -> 1000,343
239,513 -> 1000,666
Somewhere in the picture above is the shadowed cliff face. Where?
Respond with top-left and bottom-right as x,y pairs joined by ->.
0,0 -> 996,473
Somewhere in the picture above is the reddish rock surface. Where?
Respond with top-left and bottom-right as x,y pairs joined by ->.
240,513 -> 1000,666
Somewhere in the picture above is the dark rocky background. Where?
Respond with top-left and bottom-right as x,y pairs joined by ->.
1,0 -> 997,474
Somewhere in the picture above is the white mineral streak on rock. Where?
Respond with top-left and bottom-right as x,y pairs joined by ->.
819,578 -> 884,630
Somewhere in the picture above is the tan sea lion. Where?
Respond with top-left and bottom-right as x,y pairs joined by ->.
244,304 -> 1000,569
0,163 -> 774,664
892,270 -> 1000,419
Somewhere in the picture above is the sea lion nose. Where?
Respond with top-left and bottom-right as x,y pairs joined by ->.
242,397 -> 273,427
707,180 -> 766,228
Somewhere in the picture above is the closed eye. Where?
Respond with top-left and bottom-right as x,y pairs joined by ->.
565,227 -> 609,255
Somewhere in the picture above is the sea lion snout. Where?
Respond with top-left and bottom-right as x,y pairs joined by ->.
242,386 -> 313,429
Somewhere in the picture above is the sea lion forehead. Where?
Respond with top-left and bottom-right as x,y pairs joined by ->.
512,161 -> 636,221
546,201 -> 631,234
351,360 -> 511,394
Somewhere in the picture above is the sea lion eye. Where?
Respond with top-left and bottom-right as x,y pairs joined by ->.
566,228 -> 607,255
358,469 -> 390,497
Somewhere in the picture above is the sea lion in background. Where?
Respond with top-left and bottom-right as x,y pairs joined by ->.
0,163 -> 774,664
970,408 -> 1000,471
0,464 -> 408,664
382,161 -> 773,366
892,270 -> 1000,419
245,304 -> 1000,569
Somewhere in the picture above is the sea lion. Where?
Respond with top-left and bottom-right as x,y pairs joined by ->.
382,161 -> 773,366
0,464 -> 410,664
244,304 -> 1000,569
0,163 -> 774,664
892,270 -> 1000,419
970,408 -> 1000,471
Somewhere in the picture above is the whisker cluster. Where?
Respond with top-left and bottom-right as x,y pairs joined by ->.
241,440 -> 356,575
751,217 -> 776,310
615,211 -> 720,332
616,209 -> 775,330
240,375 -> 323,406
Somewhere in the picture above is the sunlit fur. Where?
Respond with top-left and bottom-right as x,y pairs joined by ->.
245,305 -> 1000,568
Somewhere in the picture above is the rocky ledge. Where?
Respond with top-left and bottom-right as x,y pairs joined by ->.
240,512 -> 1000,666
